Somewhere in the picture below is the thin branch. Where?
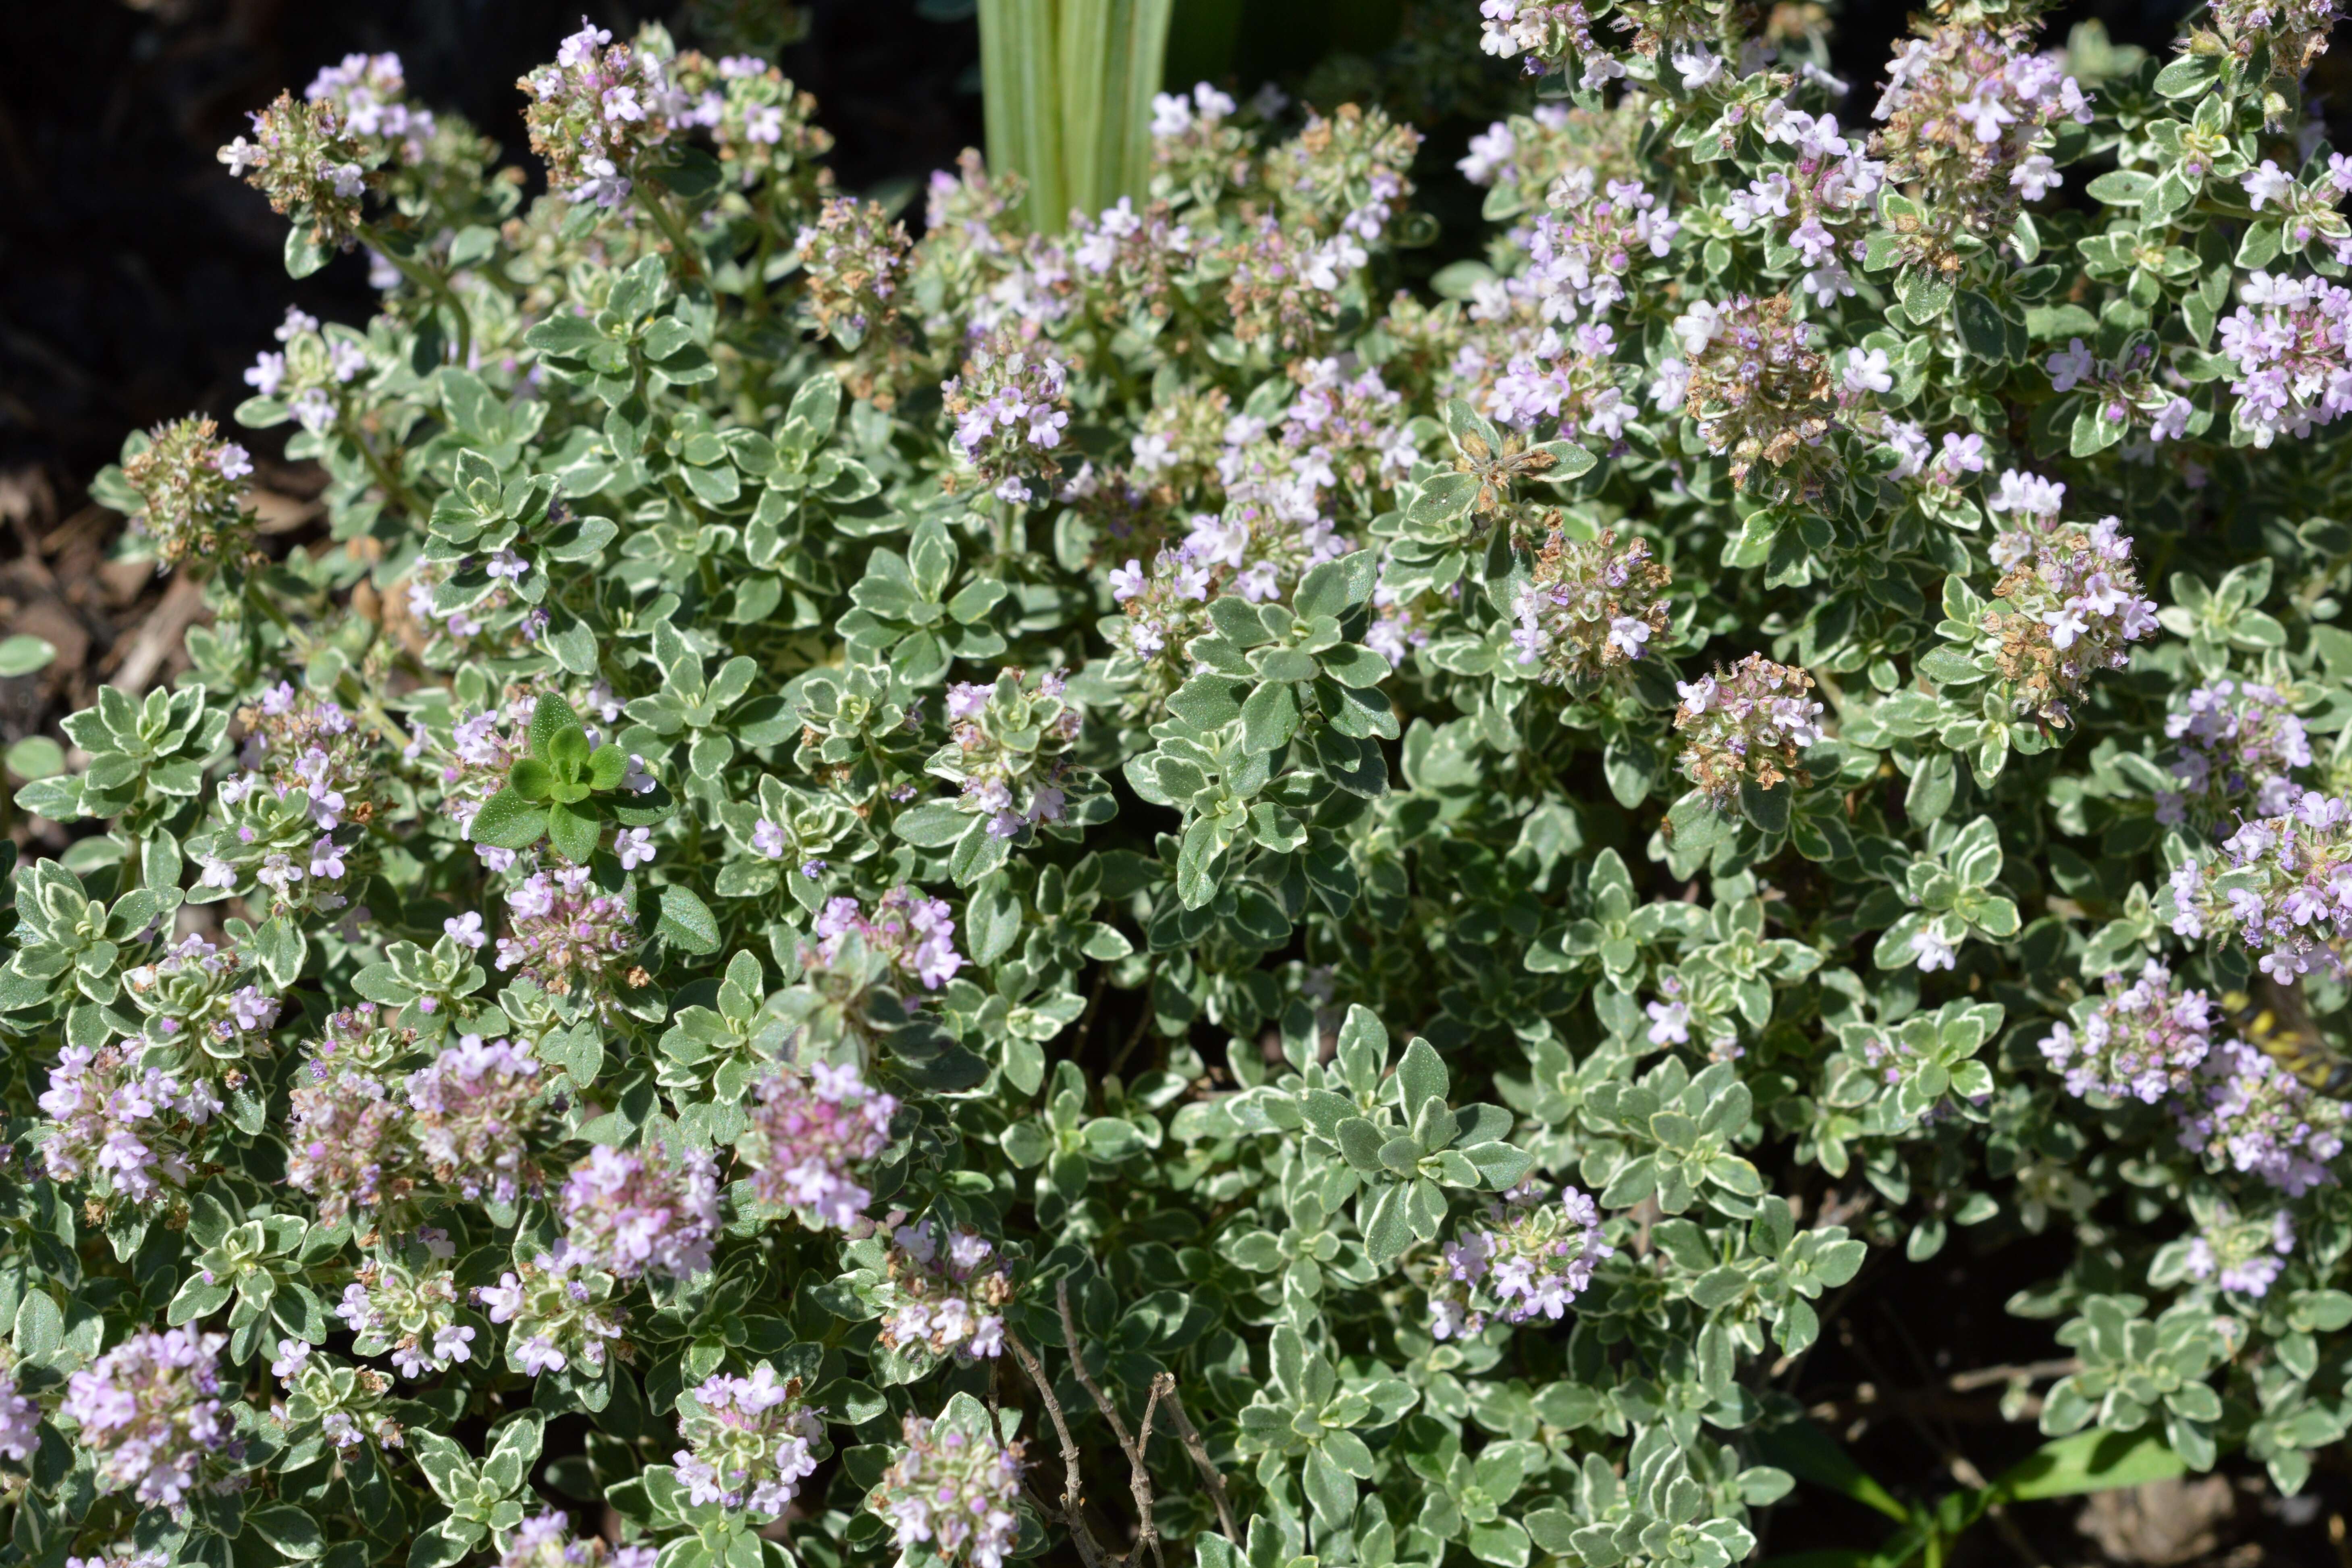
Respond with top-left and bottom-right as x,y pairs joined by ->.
1068,963 -> 1114,1062
1057,1279 -> 1139,1449
1103,966 -> 1160,1082
1004,1325 -> 1108,1568
1134,1379 -> 1166,1568
1058,1279 -> 1162,1568
1152,1373 -> 1239,1545
1944,1357 -> 2080,1393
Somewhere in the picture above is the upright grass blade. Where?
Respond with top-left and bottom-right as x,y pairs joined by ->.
977,0 -> 1173,233
1115,0 -> 1174,210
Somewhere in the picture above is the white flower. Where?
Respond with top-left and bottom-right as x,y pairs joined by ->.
1843,348 -> 1893,396
1671,44 -> 1723,90
1910,930 -> 1958,971
2242,160 -> 2295,211
616,827 -> 656,870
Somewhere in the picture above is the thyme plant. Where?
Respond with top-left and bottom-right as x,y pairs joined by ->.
6,2 -> 2352,1566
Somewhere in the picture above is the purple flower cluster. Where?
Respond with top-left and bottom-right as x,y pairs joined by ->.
476,1246 -> 627,1376
2185,1202 -> 2297,1296
1466,321 -> 1637,445
1869,22 -> 2090,266
2174,1038 -> 2348,1194
1658,295 -> 1838,493
2170,793 -> 2352,982
2219,272 -> 2352,448
1981,511 -> 2159,727
337,1234 -> 478,1379
676,54 -> 831,193
37,1045 -> 222,1206
289,1025 -> 546,1223
2038,962 -> 2216,1104
215,91 -> 373,247
942,330 -> 1072,505
1508,526 -> 1671,685
230,681 -> 373,831
519,18 -> 685,206
495,866 -> 642,1010
1272,358 -> 1417,494
808,886 -> 964,992
1725,109 -> 1885,307
268,1339 -> 403,1451
1064,197 -> 1197,322
60,1327 -> 233,1509
2157,680 -> 2311,830
1474,0 -> 1617,86
1673,655 -> 1826,808
870,1410 -> 1027,1568
303,53 -> 437,164
795,197 -> 910,349
406,1034 -> 544,1205
875,1222 -> 1012,1362
1427,1184 -> 1613,1339
560,1143 -> 721,1281
1215,216 -> 1355,353
287,1057 -> 406,1223
0,1371 -> 38,1462
740,1061 -> 898,1230
1512,168 -> 1679,330
120,932 -> 282,1060
1265,103 -> 1419,244
500,1513 -> 657,1568
931,669 -> 1083,839
118,416 -> 255,570
674,1362 -> 824,1516
1105,542 -> 1217,671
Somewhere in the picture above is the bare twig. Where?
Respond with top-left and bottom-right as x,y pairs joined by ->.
1944,1357 -> 2080,1393
1068,964 -> 1113,1061
1152,1374 -> 1240,1544
1134,1378 -> 1166,1568
1004,1325 -> 1107,1568
1103,967 -> 1160,1083
1058,1279 -> 1163,1568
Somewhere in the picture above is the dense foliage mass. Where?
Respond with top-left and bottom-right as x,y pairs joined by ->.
6,1 -> 2352,1565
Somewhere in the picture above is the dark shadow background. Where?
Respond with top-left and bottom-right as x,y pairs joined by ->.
0,0 -> 2290,490
0,0 -> 989,485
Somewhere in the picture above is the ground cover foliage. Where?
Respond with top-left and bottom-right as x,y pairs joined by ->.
4,0 -> 2352,1566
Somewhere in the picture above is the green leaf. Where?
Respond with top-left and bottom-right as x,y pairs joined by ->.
1395,1038 -> 1448,1111
470,789 -> 549,850
546,801 -> 600,865
0,636 -> 56,677
894,802 -> 971,847
528,692 -> 585,760
509,758 -> 557,802
657,885 -> 721,954
285,226 -> 331,279
12,1292 -> 61,1364
1992,1430 -> 2185,1502
1240,679 -> 1300,754
246,1504 -> 326,1559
